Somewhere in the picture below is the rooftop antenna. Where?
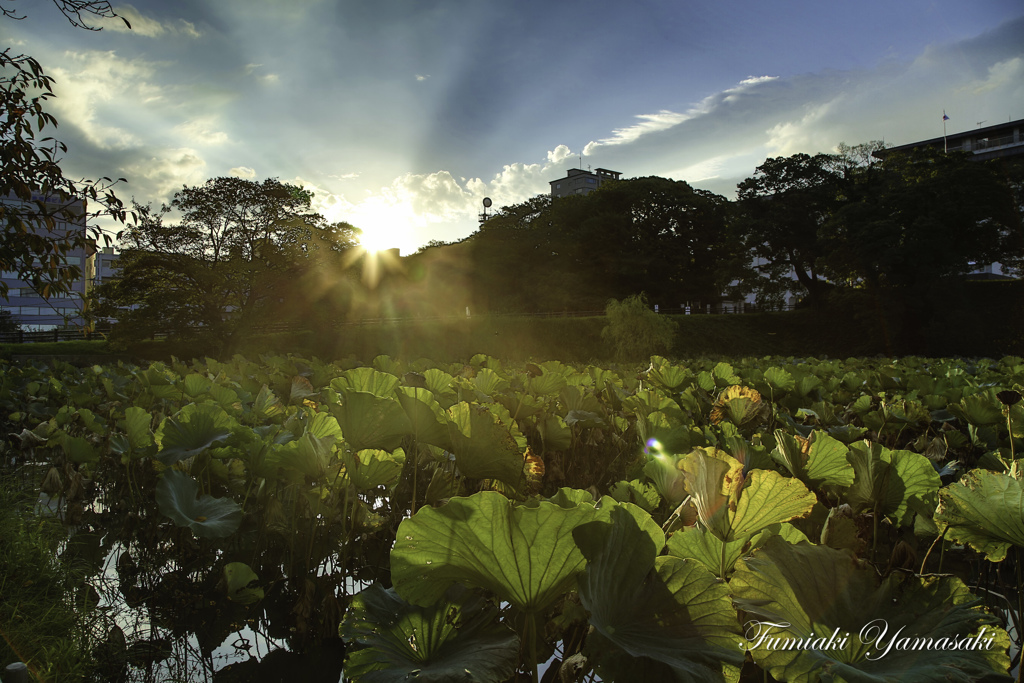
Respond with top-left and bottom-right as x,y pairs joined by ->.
479,197 -> 492,226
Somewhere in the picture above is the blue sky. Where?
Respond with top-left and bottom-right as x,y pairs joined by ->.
4,0 -> 1023,253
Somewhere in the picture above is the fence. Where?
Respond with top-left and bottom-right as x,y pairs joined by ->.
0,327 -> 109,344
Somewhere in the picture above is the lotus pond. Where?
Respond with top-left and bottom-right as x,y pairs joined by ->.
1,352 -> 1022,682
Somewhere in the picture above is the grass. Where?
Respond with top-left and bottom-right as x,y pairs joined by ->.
0,470 -> 102,682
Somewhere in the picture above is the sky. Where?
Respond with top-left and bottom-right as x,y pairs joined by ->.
4,0 -> 1024,254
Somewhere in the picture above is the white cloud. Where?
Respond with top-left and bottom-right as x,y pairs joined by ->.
415,74 -> 430,82
229,166 -> 256,178
174,118 -> 230,145
547,144 -> 574,164
972,57 -> 1024,95
582,76 -> 779,156
49,50 -> 164,149
101,4 -> 201,38
122,147 -> 207,202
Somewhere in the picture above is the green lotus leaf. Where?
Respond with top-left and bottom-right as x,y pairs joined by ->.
60,433 -> 99,463
155,403 -> 234,465
396,387 -> 452,450
846,442 -> 941,526
344,448 -> 406,491
764,366 -> 796,398
472,367 -> 508,397
390,491 -> 600,612
223,562 -> 263,605
949,392 -> 1004,427
422,368 -> 456,404
526,370 -> 567,396
680,449 -> 816,542
330,391 -> 412,452
445,403 -> 524,486
646,363 -> 694,392
332,367 -> 400,398
156,469 -> 242,538
340,583 -> 519,683
666,522 -> 808,579
424,466 -> 460,505
772,430 -> 854,490
536,414 -> 572,451
573,506 -> 743,682
180,373 -> 212,398
122,405 -> 154,452
935,468 -> 1024,562
250,384 -> 285,422
608,479 -> 660,512
281,430 -> 335,478
731,537 -> 1010,682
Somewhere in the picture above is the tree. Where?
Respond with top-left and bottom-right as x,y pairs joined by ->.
820,148 -> 1020,353
579,176 -> 739,307
1,2 -> 130,304
469,178 -> 738,312
735,153 -> 845,306
93,177 -> 359,351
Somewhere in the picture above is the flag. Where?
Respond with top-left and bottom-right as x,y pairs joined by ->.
943,112 -> 950,121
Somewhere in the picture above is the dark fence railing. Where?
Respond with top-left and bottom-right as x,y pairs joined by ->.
0,327 -> 111,344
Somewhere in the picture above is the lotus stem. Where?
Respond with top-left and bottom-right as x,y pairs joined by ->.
1017,547 -> 1023,683
920,527 -> 947,575
529,611 -> 539,683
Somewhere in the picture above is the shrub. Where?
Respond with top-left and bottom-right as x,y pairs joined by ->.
601,294 -> 678,360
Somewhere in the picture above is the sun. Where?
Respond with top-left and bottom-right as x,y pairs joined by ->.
349,200 -> 417,255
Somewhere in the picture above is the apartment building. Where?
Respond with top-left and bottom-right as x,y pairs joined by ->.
0,191 -> 96,329
549,167 -> 622,198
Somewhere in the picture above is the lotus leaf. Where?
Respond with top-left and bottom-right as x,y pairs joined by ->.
330,391 -> 412,452
731,537 -> 1010,682
61,433 -> 99,463
935,468 -> 1024,562
710,385 -> 769,428
680,448 -> 817,542
846,442 -> 940,526
764,366 -> 796,398
390,491 -> 600,612
341,583 -> 519,683
156,469 -> 242,538
332,367 -> 400,397
223,562 -> 263,605
155,403 -> 234,465
122,406 -> 154,452
445,403 -> 524,485
949,393 -> 1003,427
343,449 -> 406,491
525,371 -> 567,396
573,506 -> 743,682
667,522 -> 808,578
772,430 -> 854,490
396,387 -> 452,450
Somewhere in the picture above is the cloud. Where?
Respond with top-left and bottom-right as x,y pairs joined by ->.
415,74 -> 430,81
582,76 -> 780,156
101,4 -> 201,38
229,166 -> 256,178
48,50 -> 165,149
174,118 -> 230,145
121,147 -> 207,202
244,63 -> 279,84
